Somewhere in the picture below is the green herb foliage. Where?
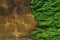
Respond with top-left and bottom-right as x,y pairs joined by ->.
29,0 -> 60,40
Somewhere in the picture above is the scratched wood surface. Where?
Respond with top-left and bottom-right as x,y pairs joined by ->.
0,0 -> 36,40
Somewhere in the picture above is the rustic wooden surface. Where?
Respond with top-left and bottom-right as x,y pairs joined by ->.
0,0 -> 36,40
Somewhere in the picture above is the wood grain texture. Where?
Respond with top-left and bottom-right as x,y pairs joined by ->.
0,0 -> 36,40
